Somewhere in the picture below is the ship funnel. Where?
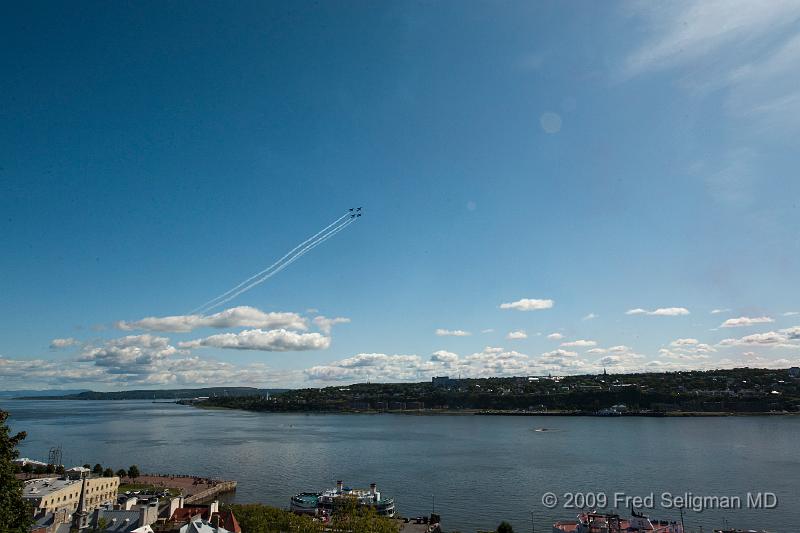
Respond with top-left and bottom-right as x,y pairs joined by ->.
336,480 -> 344,492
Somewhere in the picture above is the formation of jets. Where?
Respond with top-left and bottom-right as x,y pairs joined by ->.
349,207 -> 362,218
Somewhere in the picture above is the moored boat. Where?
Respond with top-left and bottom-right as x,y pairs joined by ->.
290,480 -> 395,518
553,509 -> 683,532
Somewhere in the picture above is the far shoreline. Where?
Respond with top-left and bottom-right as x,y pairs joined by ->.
185,403 -> 799,417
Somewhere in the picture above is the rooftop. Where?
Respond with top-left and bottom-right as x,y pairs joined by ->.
23,477 -> 81,499
96,510 -> 141,533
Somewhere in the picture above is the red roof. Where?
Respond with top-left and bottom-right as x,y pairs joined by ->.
171,507 -> 211,522
211,510 -> 242,533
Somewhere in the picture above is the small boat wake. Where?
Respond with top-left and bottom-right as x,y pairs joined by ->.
532,427 -> 561,433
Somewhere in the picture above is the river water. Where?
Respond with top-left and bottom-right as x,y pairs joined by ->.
3,400 -> 798,532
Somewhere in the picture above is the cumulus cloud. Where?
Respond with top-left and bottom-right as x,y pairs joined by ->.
0,356 -> 111,387
541,349 -> 578,359
4,331 -> 301,389
660,338 -> 716,361
670,338 -> 698,346
179,329 -> 330,352
305,345 -> 543,383
430,350 -> 459,366
313,316 -> 351,334
435,328 -> 471,337
463,347 -> 532,376
305,353 -> 429,383
560,339 -> 597,348
626,307 -> 690,316
116,306 -> 307,333
547,332 -> 564,341
720,316 -> 775,328
506,330 -> 528,340
79,334 -> 183,369
500,298 -> 554,311
50,338 -> 79,349
784,326 -> 800,340
717,327 -> 800,349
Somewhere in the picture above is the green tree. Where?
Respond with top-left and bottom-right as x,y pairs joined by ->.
0,409 -> 33,533
21,462 -> 32,474
228,503 -> 322,533
46,463 -> 55,474
103,467 -> 113,477
55,465 -> 65,475
82,463 -> 91,469
497,521 -> 514,533
92,463 -> 103,475
127,465 -> 140,481
115,468 -> 127,479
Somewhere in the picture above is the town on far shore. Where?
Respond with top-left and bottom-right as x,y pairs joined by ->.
178,367 -> 800,416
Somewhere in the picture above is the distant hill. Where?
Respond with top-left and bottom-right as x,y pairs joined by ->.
0,389 -> 90,399
17,387 -> 289,400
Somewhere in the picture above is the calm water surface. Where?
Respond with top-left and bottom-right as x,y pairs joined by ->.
3,400 -> 798,532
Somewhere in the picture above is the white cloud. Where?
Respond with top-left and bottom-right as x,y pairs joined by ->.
305,353 -> 429,383
481,328 -> 495,334
582,313 -> 598,321
717,327 -> 800,349
50,338 -> 79,349
500,298 -> 554,311
720,316 -> 774,328
116,306 -> 307,333
430,350 -> 459,366
506,330 -> 528,340
0,356 -> 113,388
4,331 -> 301,389
711,308 -> 731,314
670,338 -> 699,346
435,328 -> 471,337
179,329 -> 330,352
660,338 -> 716,361
560,339 -> 597,348
784,311 -> 799,317
79,334 -> 183,369
546,332 -> 564,341
626,307 -> 690,316
313,316 -> 350,334
541,349 -> 578,358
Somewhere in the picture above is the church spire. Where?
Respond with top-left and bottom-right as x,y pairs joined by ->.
72,472 -> 89,529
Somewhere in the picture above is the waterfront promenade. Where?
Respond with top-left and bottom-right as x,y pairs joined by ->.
119,473 -> 237,502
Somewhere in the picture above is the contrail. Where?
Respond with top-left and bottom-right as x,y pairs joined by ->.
190,212 -> 350,314
193,214 -> 356,314
202,218 -> 354,312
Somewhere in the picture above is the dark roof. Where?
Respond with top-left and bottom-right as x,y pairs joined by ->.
95,509 -> 141,532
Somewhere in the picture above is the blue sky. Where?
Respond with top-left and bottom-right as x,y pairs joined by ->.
1,1 -> 799,390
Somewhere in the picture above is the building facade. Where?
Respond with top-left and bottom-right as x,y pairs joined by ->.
23,476 -> 120,516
